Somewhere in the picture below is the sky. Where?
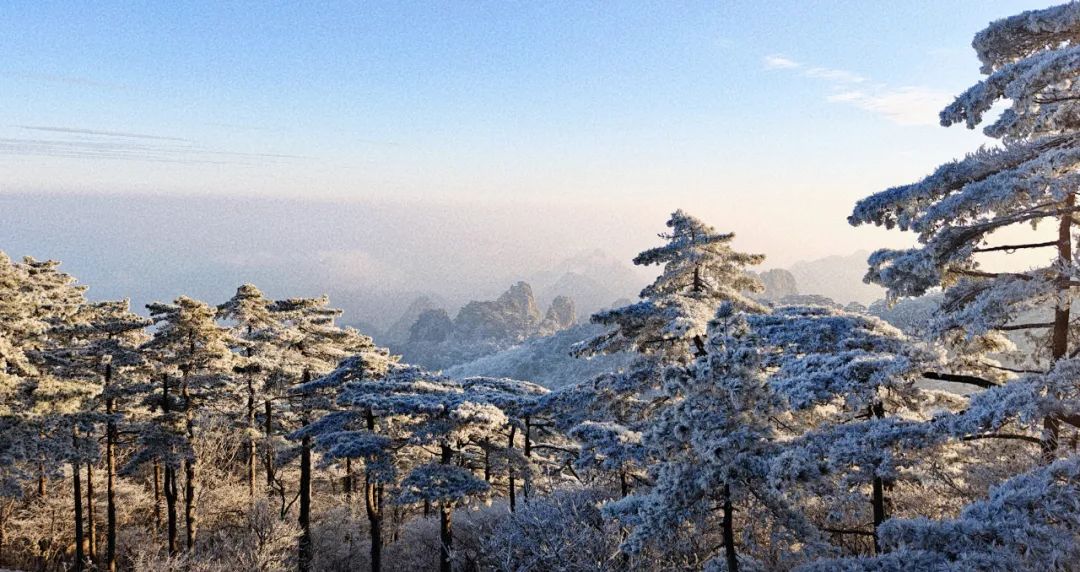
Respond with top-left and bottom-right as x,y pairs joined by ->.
0,1 -> 1064,323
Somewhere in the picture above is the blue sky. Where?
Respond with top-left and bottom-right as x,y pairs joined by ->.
0,1 -> 1062,265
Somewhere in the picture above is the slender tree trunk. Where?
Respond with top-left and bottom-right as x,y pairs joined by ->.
72,429 -> 86,572
153,461 -> 162,531
870,402 -> 888,554
183,459 -> 196,551
37,461 -> 46,499
162,373 -> 178,556
1046,192 -> 1074,463
181,367 -> 197,551
105,394 -> 118,572
483,447 -> 491,483
523,416 -> 532,501
722,483 -> 737,572
620,471 -> 629,498
164,467 -> 178,556
507,425 -> 517,512
86,460 -> 97,563
363,409 -> 381,572
365,474 -> 382,572
265,400 -> 275,491
247,371 -> 256,498
298,434 -> 313,572
438,443 -> 454,572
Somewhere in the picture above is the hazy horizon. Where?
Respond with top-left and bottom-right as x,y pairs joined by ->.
0,191 -> 895,327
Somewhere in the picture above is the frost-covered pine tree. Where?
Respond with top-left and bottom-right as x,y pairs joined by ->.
289,339 -> 395,572
2,255 -> 98,571
44,299 -> 149,572
457,376 -> 553,509
605,304 -> 815,572
799,453 -> 1080,572
269,294 -> 389,572
217,284 -> 279,497
849,1 -> 1080,463
140,297 -> 234,554
565,210 -> 765,497
754,305 -> 946,556
578,209 -> 765,360
323,365 -> 507,572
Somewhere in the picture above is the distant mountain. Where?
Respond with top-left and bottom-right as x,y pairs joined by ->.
530,249 -> 646,320
752,268 -> 798,301
391,281 -> 580,370
787,250 -> 884,306
378,294 -> 445,346
446,324 -> 634,389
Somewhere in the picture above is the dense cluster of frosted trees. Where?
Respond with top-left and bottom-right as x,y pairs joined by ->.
2,2 -> 1080,571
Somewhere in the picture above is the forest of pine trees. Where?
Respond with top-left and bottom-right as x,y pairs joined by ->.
2,3 -> 1080,571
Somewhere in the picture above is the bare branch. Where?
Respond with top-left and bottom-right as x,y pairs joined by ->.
961,433 -> 1042,445
922,372 -> 1000,389
973,241 -> 1057,253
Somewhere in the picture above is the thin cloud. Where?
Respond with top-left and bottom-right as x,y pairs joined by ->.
0,136 -> 309,165
764,54 -> 948,126
5,71 -> 129,91
18,125 -> 189,142
827,87 -> 952,126
763,54 -> 800,69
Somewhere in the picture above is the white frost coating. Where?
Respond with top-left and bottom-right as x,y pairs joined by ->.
797,455 -> 1080,572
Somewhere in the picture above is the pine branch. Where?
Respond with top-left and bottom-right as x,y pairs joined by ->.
972,241 -> 1057,253
921,372 -> 1000,388
961,433 -> 1042,445
998,322 -> 1055,331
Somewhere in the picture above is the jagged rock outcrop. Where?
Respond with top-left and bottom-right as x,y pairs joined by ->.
384,295 -> 441,344
541,295 -> 577,333
394,282 -> 580,369
455,281 -> 543,342
757,268 -> 798,301
409,308 -> 455,343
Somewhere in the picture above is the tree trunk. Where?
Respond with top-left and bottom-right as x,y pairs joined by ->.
265,400 -> 275,491
438,443 -> 454,572
363,409 -> 381,572
162,373 -> 178,556
153,461 -> 162,531
365,474 -> 382,572
507,425 -> 517,512
620,471 -> 629,498
37,461 -> 46,499
298,434 -> 313,572
182,371 -> 197,551
86,461 -> 97,564
722,483 -> 737,572
72,429 -> 86,572
183,459 -> 196,551
523,416 -> 533,501
483,447 -> 491,483
105,395 -> 118,572
870,402 -> 888,554
1046,192 -> 1074,463
247,371 -> 256,498
164,467 -> 178,556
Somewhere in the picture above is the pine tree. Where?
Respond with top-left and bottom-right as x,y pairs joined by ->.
269,295 -> 388,572
565,210 -> 765,497
218,284 -> 278,498
43,300 -> 149,571
141,297 -> 234,553
849,1 -> 1080,463
290,344 -> 395,572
